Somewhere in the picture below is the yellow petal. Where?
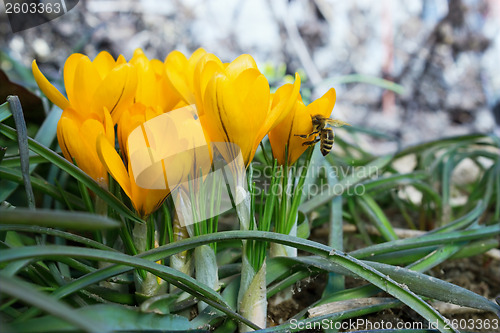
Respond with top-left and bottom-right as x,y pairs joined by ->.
97,134 -> 132,198
188,48 -> 207,69
306,88 -> 336,119
269,73 -> 301,128
103,107 -> 115,146
92,63 -> 138,123
225,54 -> 258,80
116,54 -> 127,65
129,161 -> 169,219
63,54 -> 86,109
58,115 -> 105,183
32,60 -> 70,110
165,51 -> 192,103
56,112 -> 74,161
72,56 -> 101,117
233,68 -> 262,103
79,119 -> 108,185
93,51 -> 116,79
194,54 -> 224,114
203,73 -> 268,166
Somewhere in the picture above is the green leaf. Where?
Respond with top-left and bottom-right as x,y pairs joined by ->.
300,154 -> 393,213
325,74 -> 406,95
0,100 -> 11,122
9,304 -> 192,333
359,194 -> 398,241
0,274 -> 106,333
0,123 -> 142,224
0,166 -> 85,210
2,231 -> 455,332
289,256 -> 500,315
0,244 -> 259,330
368,261 -> 500,315
0,209 -> 121,230
0,224 -> 116,251
350,225 -> 500,259
8,95 -> 35,209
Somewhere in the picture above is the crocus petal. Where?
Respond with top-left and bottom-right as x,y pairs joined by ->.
79,119 -> 108,185
307,88 -> 336,118
103,107 -> 115,146
93,51 -> 117,79
32,60 -> 70,110
116,55 -> 127,65
72,57 -> 101,117
165,51 -> 192,103
56,113 -> 74,162
233,68 -> 263,103
63,53 -> 86,110
269,73 -> 301,129
97,134 -> 132,198
92,63 -> 138,123
225,54 -> 259,80
129,163 -> 169,219
269,87 -> 339,166
194,54 -> 224,114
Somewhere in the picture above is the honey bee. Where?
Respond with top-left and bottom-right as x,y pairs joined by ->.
295,115 -> 350,156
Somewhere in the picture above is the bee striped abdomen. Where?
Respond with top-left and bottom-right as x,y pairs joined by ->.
320,128 -> 334,156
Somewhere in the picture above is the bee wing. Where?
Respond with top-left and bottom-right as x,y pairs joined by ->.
325,118 -> 351,128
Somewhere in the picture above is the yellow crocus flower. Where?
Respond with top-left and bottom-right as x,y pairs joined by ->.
193,53 -> 301,166
106,103 -> 167,218
129,49 -> 184,114
268,88 -> 337,166
32,51 -> 137,186
32,51 -> 138,124
58,107 -> 115,187
165,48 -> 207,105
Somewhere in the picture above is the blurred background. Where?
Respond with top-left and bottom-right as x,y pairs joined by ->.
1,0 -> 499,153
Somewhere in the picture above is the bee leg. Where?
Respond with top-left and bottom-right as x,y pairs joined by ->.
295,130 -> 319,139
302,137 -> 320,146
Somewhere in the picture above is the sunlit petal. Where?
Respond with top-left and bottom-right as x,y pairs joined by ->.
93,51 -> 116,79
63,53 -> 86,109
32,60 -> 70,110
72,57 -> 101,117
97,134 -> 132,198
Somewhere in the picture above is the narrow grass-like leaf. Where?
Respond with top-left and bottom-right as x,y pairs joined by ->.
9,304 -> 192,333
0,274 -> 106,333
427,201 -> 484,235
0,166 -> 85,210
406,242 -> 465,272
0,209 -> 121,230
1,155 -> 48,167
0,225 -> 116,251
8,95 -> 35,209
325,74 -> 406,95
394,134 -> 491,159
0,245 -> 259,330
0,123 -> 142,223
324,161 -> 344,295
368,261 -> 500,315
9,304 -> 193,333
0,101 -> 12,122
361,171 -> 428,192
286,256 -> 500,315
267,270 -> 310,298
350,224 -> 500,259
2,231 -> 458,333
259,300 -> 430,333
359,195 -> 398,241
300,154 -> 393,213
